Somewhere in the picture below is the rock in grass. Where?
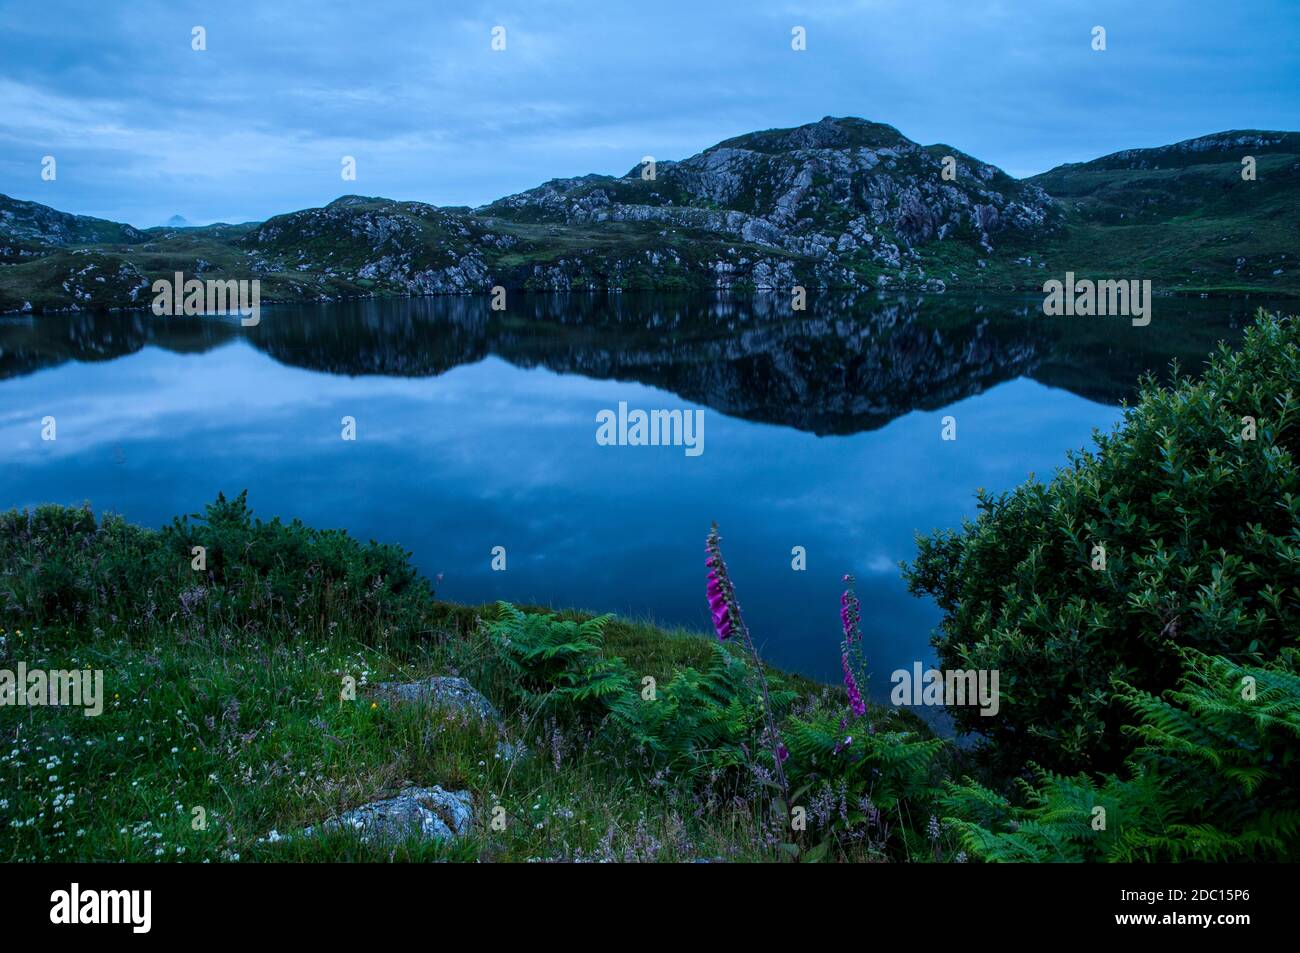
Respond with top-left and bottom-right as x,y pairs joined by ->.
372,674 -> 528,762
372,675 -> 500,723
302,786 -> 473,844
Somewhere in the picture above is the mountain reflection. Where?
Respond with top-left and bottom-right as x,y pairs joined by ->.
0,292 -> 1265,435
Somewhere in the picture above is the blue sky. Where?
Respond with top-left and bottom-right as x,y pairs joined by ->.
1,0 -> 1297,227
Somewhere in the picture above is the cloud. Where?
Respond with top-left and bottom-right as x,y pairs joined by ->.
0,0 -> 1296,225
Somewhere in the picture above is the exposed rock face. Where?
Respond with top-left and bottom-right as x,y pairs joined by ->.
246,197 -> 512,295
0,117 -> 1063,311
0,194 -> 148,246
481,116 -> 1061,291
372,675 -> 501,722
301,786 -> 474,844
4,121 -> 1297,312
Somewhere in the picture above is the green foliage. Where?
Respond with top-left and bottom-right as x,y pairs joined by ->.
783,708 -> 947,859
943,649 -> 1300,862
0,491 -> 434,644
482,602 -> 795,785
607,642 -> 795,780
941,770 -> 1167,863
481,602 -> 632,719
905,310 -> 1300,774
1115,648 -> 1300,860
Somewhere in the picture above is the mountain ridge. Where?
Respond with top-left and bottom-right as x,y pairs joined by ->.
2,117 -> 1296,313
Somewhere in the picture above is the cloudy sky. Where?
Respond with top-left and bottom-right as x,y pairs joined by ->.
2,0 -> 1297,227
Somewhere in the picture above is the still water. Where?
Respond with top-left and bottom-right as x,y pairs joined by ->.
0,292 -> 1274,700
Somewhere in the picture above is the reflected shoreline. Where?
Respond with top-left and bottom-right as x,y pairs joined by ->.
0,291 -> 1273,436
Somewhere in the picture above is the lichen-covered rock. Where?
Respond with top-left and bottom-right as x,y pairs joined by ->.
372,675 -> 500,722
302,786 -> 473,844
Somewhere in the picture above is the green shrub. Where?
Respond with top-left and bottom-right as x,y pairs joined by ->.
480,601 -> 632,720
607,641 -> 795,782
905,310 -> 1300,774
480,601 -> 795,784
0,491 -> 434,643
783,708 -> 947,860
941,769 -> 1163,863
942,648 -> 1300,861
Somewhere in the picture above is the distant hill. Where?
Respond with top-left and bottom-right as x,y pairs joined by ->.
1,118 -> 1296,313
1027,131 -> 1299,294
0,193 -> 147,247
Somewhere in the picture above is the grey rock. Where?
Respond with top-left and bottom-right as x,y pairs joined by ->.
302,785 -> 473,844
372,675 -> 500,722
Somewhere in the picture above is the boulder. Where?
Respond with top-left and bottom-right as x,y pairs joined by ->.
302,786 -> 473,844
372,675 -> 500,722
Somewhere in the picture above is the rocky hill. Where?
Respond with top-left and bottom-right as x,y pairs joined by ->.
1,118 -> 1295,313
0,193 -> 148,248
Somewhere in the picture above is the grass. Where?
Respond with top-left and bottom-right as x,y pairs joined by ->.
0,618 -> 787,862
0,497 -> 834,862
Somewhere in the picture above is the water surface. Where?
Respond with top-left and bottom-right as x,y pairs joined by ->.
0,292 -> 1275,701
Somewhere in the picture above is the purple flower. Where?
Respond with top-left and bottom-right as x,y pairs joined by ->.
705,536 -> 738,641
840,575 -> 868,718
704,523 -> 789,797
840,579 -> 862,646
842,653 -> 867,718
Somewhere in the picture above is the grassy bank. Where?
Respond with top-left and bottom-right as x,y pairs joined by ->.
0,495 -> 883,863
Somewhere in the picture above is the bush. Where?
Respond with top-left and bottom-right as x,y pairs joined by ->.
607,642 -> 795,782
0,491 -> 435,643
942,648 -> 1300,861
480,602 -> 632,720
905,310 -> 1300,774
480,601 -> 794,786
782,707 -> 947,860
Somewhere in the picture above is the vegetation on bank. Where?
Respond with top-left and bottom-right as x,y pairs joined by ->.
0,492 -> 924,862
2,310 -> 1298,862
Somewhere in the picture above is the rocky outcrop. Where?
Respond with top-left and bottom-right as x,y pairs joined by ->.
265,676 -> 506,847
481,117 -> 1061,291
372,673 -> 525,762
0,194 -> 148,246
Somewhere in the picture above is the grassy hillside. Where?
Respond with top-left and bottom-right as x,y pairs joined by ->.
0,493 -> 867,863
1028,131 -> 1300,295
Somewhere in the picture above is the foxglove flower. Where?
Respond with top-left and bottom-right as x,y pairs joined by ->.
704,523 -> 789,798
840,575 -> 868,718
705,528 -> 740,641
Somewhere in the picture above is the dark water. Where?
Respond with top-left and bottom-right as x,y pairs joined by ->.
0,292 -> 1277,701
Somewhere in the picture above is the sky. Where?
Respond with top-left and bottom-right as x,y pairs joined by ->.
1,0 -> 1297,228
